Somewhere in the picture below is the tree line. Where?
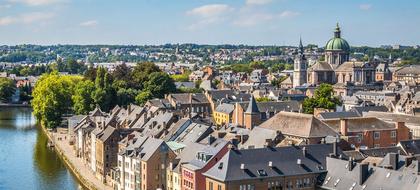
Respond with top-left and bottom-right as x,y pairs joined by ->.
32,62 -> 176,128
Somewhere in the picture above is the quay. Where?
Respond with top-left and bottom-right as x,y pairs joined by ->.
41,126 -> 113,190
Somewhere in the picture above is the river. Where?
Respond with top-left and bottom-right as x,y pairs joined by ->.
0,107 -> 81,190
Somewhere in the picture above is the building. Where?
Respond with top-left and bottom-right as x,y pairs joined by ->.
293,38 -> 307,88
322,117 -> 410,149
213,103 -> 235,126
117,133 -> 176,190
243,95 -> 261,130
393,65 -> 420,83
203,144 -> 343,190
259,112 -> 338,145
324,23 -> 350,67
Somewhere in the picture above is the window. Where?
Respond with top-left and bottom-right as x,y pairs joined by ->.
391,131 -> 396,138
374,132 -> 380,140
209,181 -> 213,190
218,184 -> 222,190
357,133 -> 363,143
374,144 -> 380,148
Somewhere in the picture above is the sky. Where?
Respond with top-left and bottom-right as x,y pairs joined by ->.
0,0 -> 419,46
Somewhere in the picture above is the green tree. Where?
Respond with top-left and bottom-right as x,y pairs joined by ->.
144,72 -> 176,98
0,78 -> 16,103
132,62 -> 160,89
32,72 -> 82,128
135,90 -> 153,105
72,80 -> 95,114
256,97 -> 272,102
302,84 -> 341,114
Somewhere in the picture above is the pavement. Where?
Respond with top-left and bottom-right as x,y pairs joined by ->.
50,128 -> 113,190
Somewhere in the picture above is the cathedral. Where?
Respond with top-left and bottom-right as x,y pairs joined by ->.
293,23 -> 379,96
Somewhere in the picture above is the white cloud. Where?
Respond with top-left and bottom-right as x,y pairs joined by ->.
0,12 -> 54,26
233,13 -> 274,27
245,0 -> 273,6
8,0 -> 63,6
279,10 -> 300,18
80,20 -> 98,27
233,10 -> 300,27
359,4 -> 372,11
186,4 -> 233,30
186,4 -> 233,18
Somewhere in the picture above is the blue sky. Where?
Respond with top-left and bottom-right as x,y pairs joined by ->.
0,0 -> 419,46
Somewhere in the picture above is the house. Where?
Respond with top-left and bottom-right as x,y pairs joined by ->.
321,154 -> 420,190
213,103 -> 235,126
259,112 -> 338,145
166,93 -> 211,117
94,126 -> 120,182
117,132 -> 176,190
322,117 -> 410,149
180,137 -> 229,190
203,144 -> 343,190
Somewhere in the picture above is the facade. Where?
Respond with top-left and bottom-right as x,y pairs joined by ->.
117,133 -> 176,190
293,38 -> 308,88
203,144 -> 343,190
322,118 -> 410,149
213,103 -> 235,126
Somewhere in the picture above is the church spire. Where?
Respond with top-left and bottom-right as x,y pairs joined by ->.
299,36 -> 304,54
334,22 -> 341,38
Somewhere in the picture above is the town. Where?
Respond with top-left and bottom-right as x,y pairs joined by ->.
2,22 -> 420,190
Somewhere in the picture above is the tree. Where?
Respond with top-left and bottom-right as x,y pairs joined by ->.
256,97 -> 272,102
132,62 -> 160,89
144,72 -> 176,98
92,67 -> 115,112
135,90 -> 153,105
0,78 -> 16,103
72,80 -> 95,114
302,84 -> 341,114
32,72 -> 82,128
112,63 -> 132,82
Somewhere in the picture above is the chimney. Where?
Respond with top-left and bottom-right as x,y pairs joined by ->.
395,121 -> 405,129
359,163 -> 369,185
340,119 -> 348,136
227,144 -> 235,150
297,159 -> 302,165
389,153 -> 399,170
264,139 -> 273,148
348,157 -> 354,171
208,135 -> 215,145
333,141 -> 338,157
405,156 -> 414,167
240,163 -> 245,170
302,147 -> 307,157
268,161 -> 273,167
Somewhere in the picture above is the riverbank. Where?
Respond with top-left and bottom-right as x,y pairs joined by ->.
41,126 -> 113,190
0,103 -> 31,108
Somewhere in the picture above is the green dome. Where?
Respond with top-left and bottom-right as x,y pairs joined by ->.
325,23 -> 350,52
326,37 -> 350,51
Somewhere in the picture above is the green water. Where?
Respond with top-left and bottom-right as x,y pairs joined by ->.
0,107 -> 81,190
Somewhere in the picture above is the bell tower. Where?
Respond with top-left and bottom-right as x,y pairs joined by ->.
293,37 -> 307,88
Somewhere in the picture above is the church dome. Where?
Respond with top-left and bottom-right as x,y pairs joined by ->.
325,23 -> 350,52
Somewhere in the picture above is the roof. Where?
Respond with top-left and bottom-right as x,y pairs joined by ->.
169,93 -> 209,104
335,61 -> 368,72
239,101 -> 300,113
363,111 -> 420,127
399,139 -> 420,155
325,23 -> 350,51
323,117 -> 396,133
395,65 -> 420,75
350,106 -> 388,115
322,157 -> 420,190
203,144 -> 342,182
120,133 -> 170,161
245,95 -> 259,113
240,127 -> 279,149
318,111 -> 360,120
259,111 -> 338,138
308,61 -> 333,71
175,82 -> 195,89
215,103 -> 235,114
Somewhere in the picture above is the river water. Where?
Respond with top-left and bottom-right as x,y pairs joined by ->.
0,107 -> 81,190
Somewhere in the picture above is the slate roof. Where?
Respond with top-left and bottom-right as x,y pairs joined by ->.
240,127 -> 279,149
343,146 -> 405,161
238,101 -> 301,113
170,93 -> 209,104
350,106 -> 388,115
203,144 -> 342,182
245,95 -> 259,113
215,103 -> 235,114
175,82 -> 196,89
395,65 -> 420,75
259,112 -> 338,138
120,132 -> 169,161
399,139 -> 420,155
318,111 -> 360,120
207,89 -> 251,103
322,157 -> 420,190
